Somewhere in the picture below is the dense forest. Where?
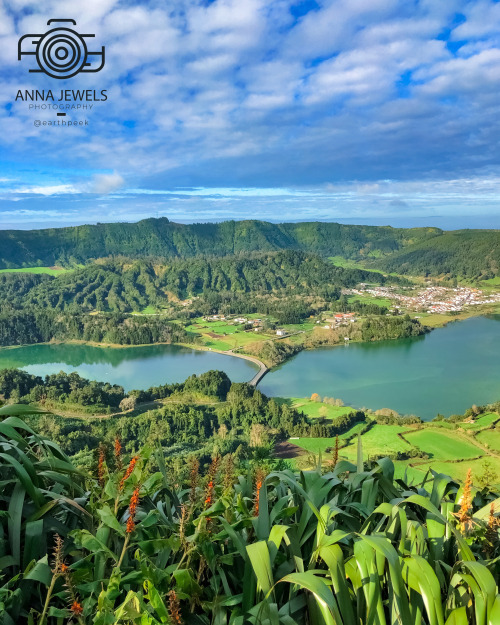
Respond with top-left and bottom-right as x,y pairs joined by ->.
0,218 -> 441,268
1,217 -> 498,280
0,309 -> 192,347
0,368 -> 360,460
0,252 -> 396,313
361,314 -> 429,341
375,229 -> 500,279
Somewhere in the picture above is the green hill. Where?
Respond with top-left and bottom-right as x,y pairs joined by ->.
375,229 -> 500,280
0,217 -> 441,268
0,251 -> 393,313
2,217 -> 499,279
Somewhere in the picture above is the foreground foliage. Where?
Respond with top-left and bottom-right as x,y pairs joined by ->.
1,411 -> 500,624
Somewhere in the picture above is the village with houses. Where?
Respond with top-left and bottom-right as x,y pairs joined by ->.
346,284 -> 500,314
186,279 -> 500,356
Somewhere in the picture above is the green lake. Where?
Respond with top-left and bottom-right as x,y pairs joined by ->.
259,315 -> 500,420
0,316 -> 499,420
0,343 -> 259,391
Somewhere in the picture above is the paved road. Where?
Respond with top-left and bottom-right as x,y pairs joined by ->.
225,349 -> 269,386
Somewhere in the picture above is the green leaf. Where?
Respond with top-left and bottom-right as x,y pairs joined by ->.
97,505 -> 126,536
246,541 -> 274,596
279,571 -> 342,625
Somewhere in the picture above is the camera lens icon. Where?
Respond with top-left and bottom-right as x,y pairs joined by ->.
18,19 -> 105,79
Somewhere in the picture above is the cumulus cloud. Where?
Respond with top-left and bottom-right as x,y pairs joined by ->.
88,172 -> 125,194
1,0 -> 500,226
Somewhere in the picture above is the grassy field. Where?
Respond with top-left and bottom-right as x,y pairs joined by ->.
480,276 -> 500,287
476,429 -> 500,452
416,457 -> 500,484
288,411 -> 500,484
348,294 -> 393,308
404,429 -> 481,460
281,397 -> 354,420
461,412 -> 499,430
184,317 -> 315,352
340,425 -> 412,461
288,438 -> 337,456
0,266 -> 70,276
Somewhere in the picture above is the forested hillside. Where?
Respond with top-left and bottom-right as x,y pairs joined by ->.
375,229 -> 500,279
0,217 -> 441,268
0,251 -> 392,313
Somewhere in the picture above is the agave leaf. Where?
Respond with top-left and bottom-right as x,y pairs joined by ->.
445,607 -> 469,625
247,541 -> 274,596
279,571 -> 342,625
402,555 -> 445,625
0,404 -> 51,416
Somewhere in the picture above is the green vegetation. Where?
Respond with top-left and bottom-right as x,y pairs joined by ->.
286,400 -> 500,485
341,424 -> 413,460
0,252 -> 388,313
0,266 -> 70,275
348,293 -> 393,308
361,314 -> 428,341
375,228 -> 500,280
1,217 -> 498,281
1,410 -> 500,624
462,412 -> 499,430
477,429 -> 500,452
404,429 -> 481,460
0,217 -> 442,269
0,310 -> 192,347
281,397 -> 354,420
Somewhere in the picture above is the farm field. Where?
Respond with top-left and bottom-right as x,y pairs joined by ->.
340,425 -> 412,461
476,428 -> 500,452
348,294 -> 393,308
184,317 -> 315,352
461,412 -> 499,430
281,397 -> 354,420
401,429 -> 481,460
288,411 -> 500,484
288,437 -> 336,457
0,266 -> 70,275
413,457 -> 500,484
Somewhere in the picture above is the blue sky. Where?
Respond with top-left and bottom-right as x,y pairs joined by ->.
1,0 -> 500,229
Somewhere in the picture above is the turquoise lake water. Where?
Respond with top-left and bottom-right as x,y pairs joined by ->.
259,315 -> 500,420
1,316 -> 499,419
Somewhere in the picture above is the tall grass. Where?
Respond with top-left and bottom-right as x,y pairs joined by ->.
0,408 -> 499,624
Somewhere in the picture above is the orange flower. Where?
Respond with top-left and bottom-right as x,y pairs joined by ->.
204,480 -> 214,507
114,437 -> 122,471
126,486 -> 140,534
454,468 -> 474,533
129,486 -> 140,516
119,455 -> 139,491
97,445 -> 106,487
126,515 -> 136,534
253,468 -> 267,516
203,455 -> 220,510
70,600 -> 83,615
168,590 -> 183,625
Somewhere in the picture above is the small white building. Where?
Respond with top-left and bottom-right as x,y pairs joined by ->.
276,329 -> 287,337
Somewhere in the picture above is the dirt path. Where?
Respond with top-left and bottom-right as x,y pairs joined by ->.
274,441 -> 305,459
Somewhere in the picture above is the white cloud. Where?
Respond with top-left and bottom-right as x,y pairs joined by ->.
2,0 -> 500,226
88,172 -> 125,194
